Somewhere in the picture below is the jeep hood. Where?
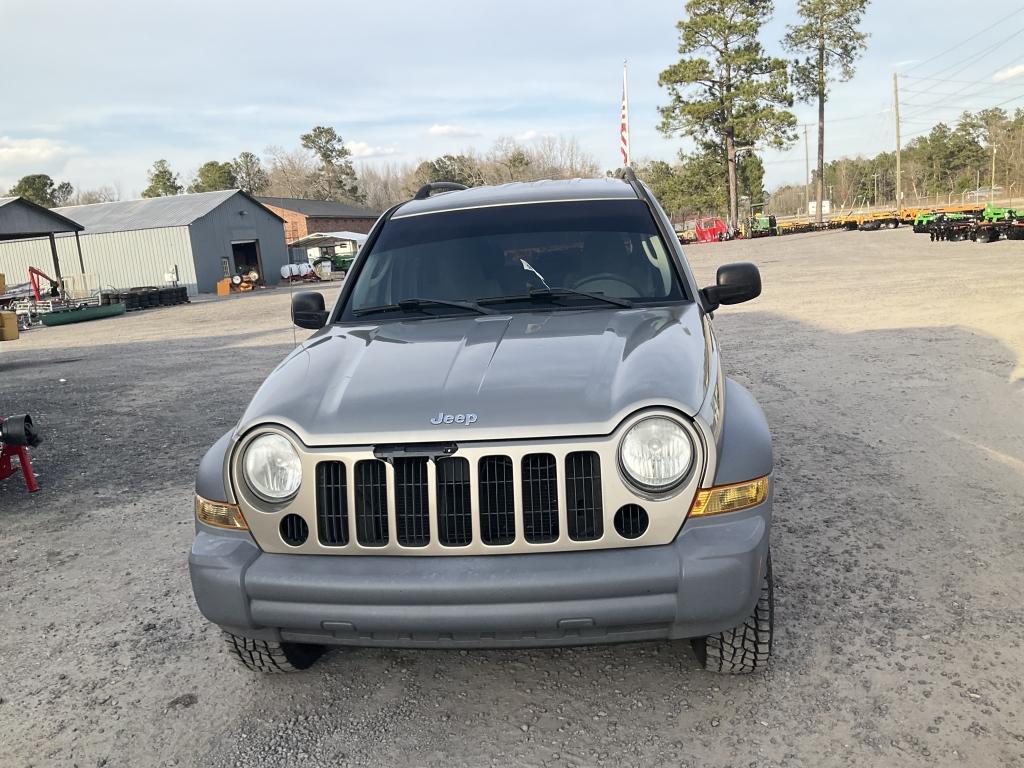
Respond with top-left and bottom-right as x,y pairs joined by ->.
239,305 -> 712,446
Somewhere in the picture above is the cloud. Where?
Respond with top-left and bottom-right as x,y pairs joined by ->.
428,124 -> 480,138
515,129 -> 540,141
994,64 -> 1024,82
893,59 -> 918,68
0,136 -> 82,188
346,141 -> 397,159
0,135 -> 76,166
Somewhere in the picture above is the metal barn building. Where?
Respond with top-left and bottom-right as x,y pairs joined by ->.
0,190 -> 287,295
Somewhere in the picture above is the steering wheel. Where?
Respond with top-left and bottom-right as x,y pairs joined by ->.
573,273 -> 640,298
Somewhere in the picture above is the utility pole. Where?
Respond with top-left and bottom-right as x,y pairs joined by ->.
991,144 -> 997,202
893,73 -> 902,212
804,125 -> 810,217
872,173 -> 879,206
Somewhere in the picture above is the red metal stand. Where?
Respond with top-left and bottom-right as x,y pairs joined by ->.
0,444 -> 39,492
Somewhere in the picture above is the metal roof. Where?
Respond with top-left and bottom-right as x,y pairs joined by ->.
0,196 -> 85,241
392,178 -> 636,219
51,189 -> 282,235
290,230 -> 369,247
258,196 -> 380,218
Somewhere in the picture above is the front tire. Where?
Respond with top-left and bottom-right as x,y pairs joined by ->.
692,551 -> 773,674
222,630 -> 325,673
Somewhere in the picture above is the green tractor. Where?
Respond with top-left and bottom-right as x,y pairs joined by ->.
749,213 -> 778,238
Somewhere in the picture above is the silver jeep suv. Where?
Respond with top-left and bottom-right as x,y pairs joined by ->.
189,171 -> 773,674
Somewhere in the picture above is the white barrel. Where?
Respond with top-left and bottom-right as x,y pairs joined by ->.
280,265 -> 292,279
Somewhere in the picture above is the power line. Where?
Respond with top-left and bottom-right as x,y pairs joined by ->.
901,82 -> 1011,98
902,16 -> 1012,74
910,23 -> 1024,84
902,47 -> 1024,121
796,109 -> 890,128
902,74 -> 1016,86
900,91 -> 1024,140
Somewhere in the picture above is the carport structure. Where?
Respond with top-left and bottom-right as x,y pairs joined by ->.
0,196 -> 85,288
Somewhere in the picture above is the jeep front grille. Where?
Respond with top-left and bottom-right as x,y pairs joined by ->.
244,410 -> 708,556
316,451 -> 597,551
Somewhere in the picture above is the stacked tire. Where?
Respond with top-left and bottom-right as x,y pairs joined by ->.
119,286 -> 190,311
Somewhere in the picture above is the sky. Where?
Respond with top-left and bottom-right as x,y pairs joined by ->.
2,0 -> 1024,199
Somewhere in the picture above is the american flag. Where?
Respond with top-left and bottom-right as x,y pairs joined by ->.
620,62 -> 630,167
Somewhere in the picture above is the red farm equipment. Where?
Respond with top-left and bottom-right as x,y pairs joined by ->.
694,217 -> 731,243
1,414 -> 41,492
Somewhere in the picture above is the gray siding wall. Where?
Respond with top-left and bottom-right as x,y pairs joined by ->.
188,195 -> 287,292
0,227 -> 198,294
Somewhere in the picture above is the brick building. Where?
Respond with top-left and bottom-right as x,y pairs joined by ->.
257,197 -> 380,244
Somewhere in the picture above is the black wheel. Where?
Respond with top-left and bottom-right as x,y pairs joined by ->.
692,551 -> 773,674
222,630 -> 325,673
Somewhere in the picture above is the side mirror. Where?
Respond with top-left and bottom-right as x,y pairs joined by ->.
700,262 -> 761,311
291,291 -> 328,329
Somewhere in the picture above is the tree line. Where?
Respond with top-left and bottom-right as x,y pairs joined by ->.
7,128 -> 600,213
769,107 -> 1024,214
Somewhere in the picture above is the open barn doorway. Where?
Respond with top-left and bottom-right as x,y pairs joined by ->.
230,240 -> 264,284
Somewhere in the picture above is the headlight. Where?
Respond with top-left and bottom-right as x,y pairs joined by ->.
618,416 -> 694,492
242,433 -> 302,501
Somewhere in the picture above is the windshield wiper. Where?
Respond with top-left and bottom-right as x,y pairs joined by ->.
353,297 -> 495,317
480,287 -> 633,309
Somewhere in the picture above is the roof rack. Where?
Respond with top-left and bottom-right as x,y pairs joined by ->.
413,181 -> 469,201
621,166 -> 645,200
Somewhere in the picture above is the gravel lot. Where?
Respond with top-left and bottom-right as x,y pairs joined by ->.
2,227 -> 1023,768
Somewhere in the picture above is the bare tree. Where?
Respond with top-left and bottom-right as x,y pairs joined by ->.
528,136 -> 600,179
358,162 -> 417,210
67,185 -> 120,206
264,145 -> 319,198
488,137 -> 533,182
353,134 -> 602,209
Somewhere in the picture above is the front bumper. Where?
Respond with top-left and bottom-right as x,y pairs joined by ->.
188,492 -> 771,649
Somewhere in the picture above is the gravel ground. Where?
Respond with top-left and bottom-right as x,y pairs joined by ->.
1,227 -> 1023,768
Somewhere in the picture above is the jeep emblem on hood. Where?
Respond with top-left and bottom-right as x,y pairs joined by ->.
431,412 -> 478,425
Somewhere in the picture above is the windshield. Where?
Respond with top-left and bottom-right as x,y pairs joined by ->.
341,199 -> 685,320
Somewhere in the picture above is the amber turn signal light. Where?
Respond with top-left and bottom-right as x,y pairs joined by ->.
195,496 -> 249,530
689,476 -> 769,518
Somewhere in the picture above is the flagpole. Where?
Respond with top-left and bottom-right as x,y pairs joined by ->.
621,60 -> 631,167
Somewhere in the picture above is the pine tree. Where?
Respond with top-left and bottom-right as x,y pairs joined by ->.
659,0 -> 796,228
141,160 -> 183,198
784,0 -> 870,222
300,126 -> 363,203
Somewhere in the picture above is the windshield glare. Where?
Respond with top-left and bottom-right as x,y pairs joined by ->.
344,200 -> 684,319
